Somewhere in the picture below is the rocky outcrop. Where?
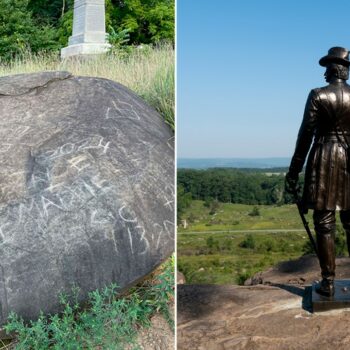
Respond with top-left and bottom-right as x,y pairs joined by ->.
0,71 -> 174,324
245,254 -> 350,286
178,256 -> 350,350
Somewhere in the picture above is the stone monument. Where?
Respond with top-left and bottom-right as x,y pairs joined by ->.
0,71 -> 174,324
61,0 -> 110,58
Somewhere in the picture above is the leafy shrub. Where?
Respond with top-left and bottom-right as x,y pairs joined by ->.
206,236 -> 220,253
248,206 -> 260,216
4,257 -> 174,349
236,271 -> 251,285
302,226 -> 348,257
239,234 -> 256,249
257,238 -> 277,253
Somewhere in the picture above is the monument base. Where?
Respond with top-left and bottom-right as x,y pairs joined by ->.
60,43 -> 111,59
312,279 -> 350,312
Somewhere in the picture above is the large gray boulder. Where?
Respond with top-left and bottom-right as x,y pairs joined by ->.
0,71 -> 174,324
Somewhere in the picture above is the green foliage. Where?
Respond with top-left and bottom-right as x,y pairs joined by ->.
0,0 -> 174,60
178,203 -> 310,284
4,257 -> 174,349
239,234 -> 256,249
107,26 -> 131,53
177,168 -> 303,207
302,225 -> 348,257
335,226 -> 347,256
257,238 -> 277,253
177,185 -> 192,221
206,236 -> 218,251
56,6 -> 73,47
203,198 -> 220,215
0,0 -> 60,60
249,206 -> 260,216
28,0 -> 73,25
109,0 -> 174,45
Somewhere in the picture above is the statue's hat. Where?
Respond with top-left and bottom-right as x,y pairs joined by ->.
319,47 -> 350,67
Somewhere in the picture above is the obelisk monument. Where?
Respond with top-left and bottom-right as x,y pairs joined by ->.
61,0 -> 110,58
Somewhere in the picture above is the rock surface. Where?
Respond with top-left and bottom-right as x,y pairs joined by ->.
245,254 -> 350,286
178,256 -> 350,350
0,71 -> 174,324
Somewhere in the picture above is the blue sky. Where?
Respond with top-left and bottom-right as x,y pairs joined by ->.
177,0 -> 350,158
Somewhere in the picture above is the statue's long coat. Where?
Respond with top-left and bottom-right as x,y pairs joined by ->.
290,80 -> 350,210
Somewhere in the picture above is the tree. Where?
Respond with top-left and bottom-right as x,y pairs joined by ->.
0,0 -> 59,60
177,185 -> 192,222
28,0 -> 69,25
109,0 -> 174,44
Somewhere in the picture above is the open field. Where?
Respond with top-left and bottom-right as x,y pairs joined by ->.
178,201 -> 346,284
178,230 -> 308,285
178,200 -> 309,232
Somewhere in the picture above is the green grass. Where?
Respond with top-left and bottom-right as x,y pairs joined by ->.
0,44 -> 174,130
1,256 -> 174,350
178,230 -> 307,284
180,200 -> 309,232
178,201 -> 348,285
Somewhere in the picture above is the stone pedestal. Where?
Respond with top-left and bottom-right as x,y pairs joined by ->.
312,279 -> 350,312
61,0 -> 110,58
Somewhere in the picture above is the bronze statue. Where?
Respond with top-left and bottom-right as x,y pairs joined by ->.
286,47 -> 350,297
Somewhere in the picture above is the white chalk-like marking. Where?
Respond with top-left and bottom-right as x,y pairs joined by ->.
119,205 -> 137,223
135,225 -> 149,255
41,196 -> 63,217
127,227 -> 134,254
45,183 -> 64,193
60,143 -> 75,155
153,223 -> 163,249
163,196 -> 174,210
69,155 -> 90,172
163,220 -> 175,239
81,181 -> 96,197
0,144 -> 12,153
98,138 -> 110,154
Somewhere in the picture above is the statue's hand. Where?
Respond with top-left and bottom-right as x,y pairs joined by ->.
285,172 -> 299,196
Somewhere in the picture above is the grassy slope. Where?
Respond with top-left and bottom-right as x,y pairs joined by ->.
178,201 -> 319,284
179,200 -> 309,231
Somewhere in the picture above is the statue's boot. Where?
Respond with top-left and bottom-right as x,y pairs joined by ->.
316,277 -> 334,297
316,230 -> 335,297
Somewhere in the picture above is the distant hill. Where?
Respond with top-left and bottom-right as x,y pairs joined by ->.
178,158 -> 291,169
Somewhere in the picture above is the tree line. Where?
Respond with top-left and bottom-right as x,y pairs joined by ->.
178,168 -> 304,210
0,0 -> 174,60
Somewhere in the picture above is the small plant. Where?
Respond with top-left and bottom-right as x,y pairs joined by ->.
257,238 -> 276,252
239,234 -> 256,249
188,213 -> 196,223
248,206 -> 260,216
3,256 -> 174,349
206,236 -> 220,252
236,271 -> 251,285
107,26 -> 130,53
